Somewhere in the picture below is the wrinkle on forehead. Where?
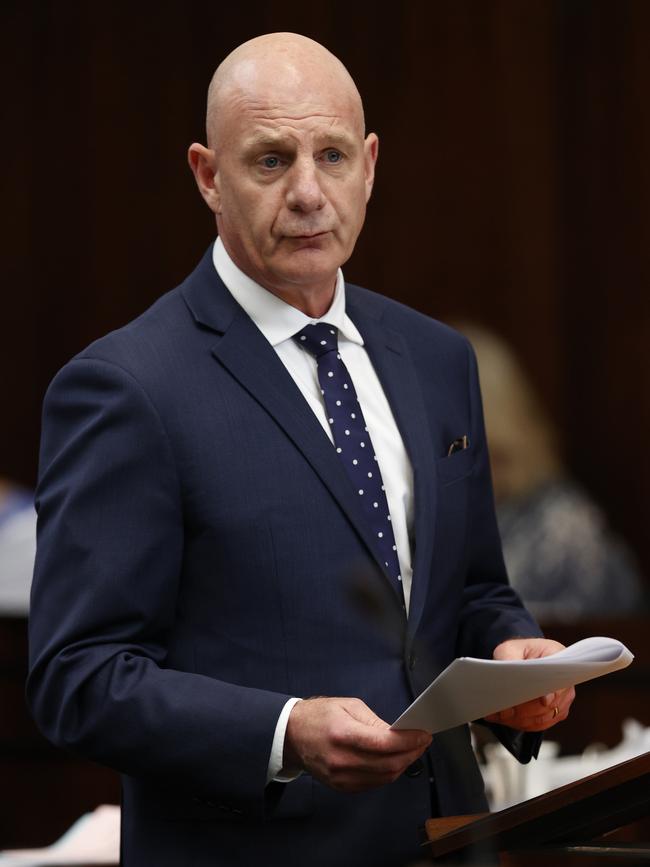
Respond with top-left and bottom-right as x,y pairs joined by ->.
206,33 -> 365,147
240,123 -> 359,161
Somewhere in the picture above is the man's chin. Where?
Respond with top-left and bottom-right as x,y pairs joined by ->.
272,249 -> 342,286
257,257 -> 341,311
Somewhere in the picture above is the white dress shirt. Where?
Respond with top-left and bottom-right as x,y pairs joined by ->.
212,238 -> 414,781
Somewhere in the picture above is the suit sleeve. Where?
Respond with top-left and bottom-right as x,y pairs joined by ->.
455,340 -> 543,763
27,356 -> 291,814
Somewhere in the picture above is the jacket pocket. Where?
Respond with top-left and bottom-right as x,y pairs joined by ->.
435,448 -> 474,486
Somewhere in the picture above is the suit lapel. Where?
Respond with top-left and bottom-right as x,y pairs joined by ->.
181,257 -> 408,597
347,294 -> 438,636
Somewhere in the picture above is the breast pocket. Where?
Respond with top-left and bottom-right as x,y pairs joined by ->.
435,447 -> 474,486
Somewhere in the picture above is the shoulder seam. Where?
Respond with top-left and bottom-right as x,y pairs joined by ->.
66,355 -> 183,501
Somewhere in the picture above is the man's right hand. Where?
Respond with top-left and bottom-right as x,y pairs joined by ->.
282,697 -> 432,792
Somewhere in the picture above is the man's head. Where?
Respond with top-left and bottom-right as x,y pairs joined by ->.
189,33 -> 378,315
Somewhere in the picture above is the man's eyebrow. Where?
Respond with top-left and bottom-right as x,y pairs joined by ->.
241,133 -> 287,152
241,130 -> 357,152
319,131 -> 357,149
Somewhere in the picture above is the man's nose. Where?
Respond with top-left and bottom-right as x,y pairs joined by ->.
285,159 -> 326,213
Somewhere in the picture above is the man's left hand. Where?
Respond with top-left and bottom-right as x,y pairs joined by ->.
483,637 -> 575,732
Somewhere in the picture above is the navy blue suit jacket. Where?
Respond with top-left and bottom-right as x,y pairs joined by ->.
28,249 -> 542,867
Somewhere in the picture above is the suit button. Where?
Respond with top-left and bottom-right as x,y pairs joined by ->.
408,650 -> 417,670
405,759 -> 423,778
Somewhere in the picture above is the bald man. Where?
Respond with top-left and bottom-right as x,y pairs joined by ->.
28,33 -> 573,867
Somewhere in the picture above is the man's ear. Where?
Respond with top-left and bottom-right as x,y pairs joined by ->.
187,143 -> 221,214
363,133 -> 379,203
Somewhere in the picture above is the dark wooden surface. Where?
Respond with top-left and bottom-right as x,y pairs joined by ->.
500,845 -> 650,867
426,752 -> 650,860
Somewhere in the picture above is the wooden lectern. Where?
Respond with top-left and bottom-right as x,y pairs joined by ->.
425,751 -> 650,865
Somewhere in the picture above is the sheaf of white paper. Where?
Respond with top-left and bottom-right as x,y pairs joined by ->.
391,636 -> 633,734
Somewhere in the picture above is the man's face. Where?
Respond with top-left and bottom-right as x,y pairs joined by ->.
203,77 -> 377,306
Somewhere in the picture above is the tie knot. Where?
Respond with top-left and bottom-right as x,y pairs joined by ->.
294,323 -> 339,358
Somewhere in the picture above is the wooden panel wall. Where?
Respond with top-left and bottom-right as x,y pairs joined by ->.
3,1 -> 647,577
2,1 -> 648,575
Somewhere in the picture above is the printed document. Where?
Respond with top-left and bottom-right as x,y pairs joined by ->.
392,636 -> 633,734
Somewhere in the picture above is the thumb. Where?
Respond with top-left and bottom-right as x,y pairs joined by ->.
339,698 -> 390,730
340,699 -> 431,752
492,640 -> 526,661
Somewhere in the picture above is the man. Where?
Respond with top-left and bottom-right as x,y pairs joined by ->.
28,33 -> 573,867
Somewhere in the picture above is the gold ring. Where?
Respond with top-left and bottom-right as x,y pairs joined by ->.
553,706 -> 559,718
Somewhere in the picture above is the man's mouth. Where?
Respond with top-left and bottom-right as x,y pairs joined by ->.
285,230 -> 331,240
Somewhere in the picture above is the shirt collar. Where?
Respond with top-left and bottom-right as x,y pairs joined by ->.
212,237 -> 363,347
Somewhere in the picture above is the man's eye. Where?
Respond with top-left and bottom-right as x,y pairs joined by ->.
261,155 -> 281,169
324,150 -> 342,164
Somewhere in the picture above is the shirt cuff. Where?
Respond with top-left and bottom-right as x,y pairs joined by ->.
266,697 -> 303,784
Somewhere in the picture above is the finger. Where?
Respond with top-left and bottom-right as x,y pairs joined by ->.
492,642 -> 524,661
341,720 -> 431,757
501,691 -> 559,718
284,697 -> 433,793
355,742 -> 430,777
483,706 -> 516,723
326,723 -> 431,786
492,638 -> 566,662
326,743 -> 431,791
525,687 -> 574,721
337,700 -> 426,752
500,689 -> 575,731
339,698 -> 431,753
519,701 -> 571,730
338,696 -> 391,729
484,695 -> 545,723
283,697 -> 429,793
486,686 -> 576,728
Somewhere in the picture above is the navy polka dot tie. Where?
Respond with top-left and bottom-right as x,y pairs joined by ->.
294,322 -> 404,602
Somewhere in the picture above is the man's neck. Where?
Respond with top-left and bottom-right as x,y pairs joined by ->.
263,284 -> 335,318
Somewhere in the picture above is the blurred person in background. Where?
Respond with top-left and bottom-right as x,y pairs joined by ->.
459,324 -> 645,622
0,476 -> 36,616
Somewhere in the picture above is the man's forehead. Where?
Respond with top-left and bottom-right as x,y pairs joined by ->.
229,75 -> 361,121
220,86 -> 364,148
208,41 -> 366,146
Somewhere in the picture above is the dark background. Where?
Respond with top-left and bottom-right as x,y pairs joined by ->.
1,0 -> 650,850
2,1 -> 649,573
